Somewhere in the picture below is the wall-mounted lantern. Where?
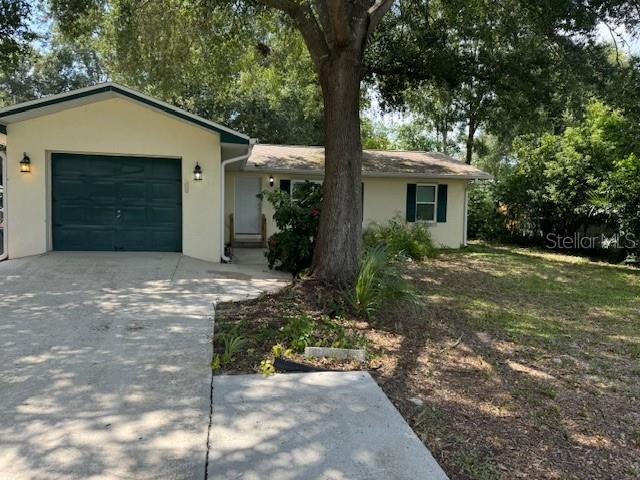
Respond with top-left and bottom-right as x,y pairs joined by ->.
269,175 -> 274,187
20,153 -> 31,173
193,162 -> 203,181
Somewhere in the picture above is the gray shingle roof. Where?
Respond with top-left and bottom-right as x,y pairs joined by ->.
246,144 -> 491,179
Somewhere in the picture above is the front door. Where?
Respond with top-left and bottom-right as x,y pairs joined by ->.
235,176 -> 261,234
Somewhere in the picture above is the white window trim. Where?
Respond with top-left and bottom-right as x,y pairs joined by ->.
416,183 -> 438,223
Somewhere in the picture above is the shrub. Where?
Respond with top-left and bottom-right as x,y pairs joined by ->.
351,245 -> 419,320
467,182 -> 511,242
605,154 -> 640,258
363,217 -> 437,261
260,181 -> 322,274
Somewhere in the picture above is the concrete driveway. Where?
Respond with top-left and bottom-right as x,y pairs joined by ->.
0,252 -> 289,480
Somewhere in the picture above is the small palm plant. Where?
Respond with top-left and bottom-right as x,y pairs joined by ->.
351,245 -> 419,320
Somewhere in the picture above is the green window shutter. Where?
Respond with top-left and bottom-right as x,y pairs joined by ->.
406,184 -> 417,222
437,184 -> 448,222
280,179 -> 291,193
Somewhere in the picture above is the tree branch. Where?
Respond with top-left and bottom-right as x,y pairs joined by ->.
367,0 -> 395,37
255,0 -> 331,69
255,0 -> 300,15
313,0 -> 335,48
326,0 -> 355,46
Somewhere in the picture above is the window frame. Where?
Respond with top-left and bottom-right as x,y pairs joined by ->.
290,179 -> 322,196
415,183 -> 438,223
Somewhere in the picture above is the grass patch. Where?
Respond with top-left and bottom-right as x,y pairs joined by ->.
216,242 -> 640,479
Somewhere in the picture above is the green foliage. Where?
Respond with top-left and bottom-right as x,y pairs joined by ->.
319,315 -> 366,349
1,35 -> 106,106
497,100 -> 636,242
467,183 -> 510,242
271,343 -> 293,358
0,0 -> 36,71
351,245 -> 419,320
210,354 -> 221,371
363,218 -> 437,261
361,117 -> 394,150
279,314 -> 315,352
602,154 -> 640,256
277,314 -> 366,353
90,1 -> 323,144
260,181 -> 322,274
214,333 -> 248,366
394,122 -> 441,152
259,359 -> 275,376
370,0 -> 638,162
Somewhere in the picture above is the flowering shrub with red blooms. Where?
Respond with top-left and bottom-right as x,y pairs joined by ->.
259,181 -> 323,274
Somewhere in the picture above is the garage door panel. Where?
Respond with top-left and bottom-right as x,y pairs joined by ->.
53,179 -> 87,200
52,153 -> 182,252
154,230 -> 182,251
151,183 -> 181,203
120,161 -> 147,177
55,205 -> 89,224
120,206 -> 146,225
91,206 -> 117,225
152,161 -> 183,179
119,181 -> 147,202
53,228 -> 116,251
90,158 -> 120,177
53,156 -> 87,176
90,181 -> 117,202
89,229 -> 117,250
152,206 -> 181,224
118,229 -> 147,250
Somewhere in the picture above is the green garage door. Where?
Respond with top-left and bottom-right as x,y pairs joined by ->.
52,153 -> 182,252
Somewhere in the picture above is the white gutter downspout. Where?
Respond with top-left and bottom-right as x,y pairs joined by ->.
0,150 -> 6,261
220,140 -> 256,262
463,181 -> 470,247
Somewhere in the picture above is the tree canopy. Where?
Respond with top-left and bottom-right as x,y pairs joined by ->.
368,0 -> 640,162
0,0 -> 36,72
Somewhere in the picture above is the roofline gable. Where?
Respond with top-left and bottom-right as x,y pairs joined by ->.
0,83 -> 250,145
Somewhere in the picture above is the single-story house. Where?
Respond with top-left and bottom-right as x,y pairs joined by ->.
0,82 -> 490,263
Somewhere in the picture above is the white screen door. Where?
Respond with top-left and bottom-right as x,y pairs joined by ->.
235,176 -> 262,234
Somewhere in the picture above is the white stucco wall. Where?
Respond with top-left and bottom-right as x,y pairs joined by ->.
5,97 -> 222,261
225,171 -> 469,248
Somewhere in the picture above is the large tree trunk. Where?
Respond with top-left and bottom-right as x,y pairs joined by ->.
311,50 -> 363,284
442,128 -> 448,154
465,117 -> 477,164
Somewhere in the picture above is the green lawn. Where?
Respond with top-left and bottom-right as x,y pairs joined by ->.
217,243 -> 640,479
394,243 -> 640,479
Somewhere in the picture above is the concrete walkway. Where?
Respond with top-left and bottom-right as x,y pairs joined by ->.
209,372 -> 449,480
0,252 -> 289,480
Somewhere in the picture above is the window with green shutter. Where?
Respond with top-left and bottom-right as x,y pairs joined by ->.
416,184 -> 437,222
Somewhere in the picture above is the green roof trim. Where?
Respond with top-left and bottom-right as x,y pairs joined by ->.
0,84 -> 249,145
